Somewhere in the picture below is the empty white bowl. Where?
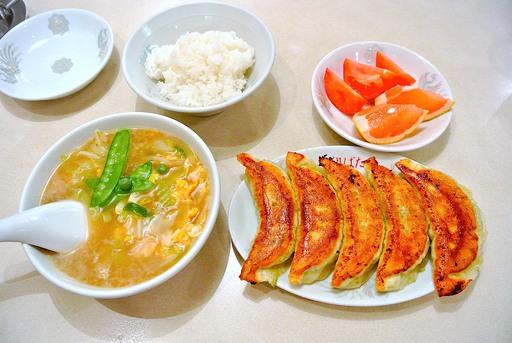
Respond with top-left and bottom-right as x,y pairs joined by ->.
121,1 -> 275,116
20,112 -> 221,298
0,8 -> 114,101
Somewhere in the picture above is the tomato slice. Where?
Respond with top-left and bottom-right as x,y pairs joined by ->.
375,51 -> 415,86
324,68 -> 368,116
352,104 -> 427,144
374,85 -> 455,121
343,59 -> 401,101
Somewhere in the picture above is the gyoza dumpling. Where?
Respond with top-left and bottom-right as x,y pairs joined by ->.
395,158 -> 485,297
363,157 -> 430,292
237,153 -> 298,286
319,156 -> 385,289
286,152 -> 343,285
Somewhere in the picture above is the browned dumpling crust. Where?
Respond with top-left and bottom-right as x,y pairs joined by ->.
319,156 -> 385,289
286,152 -> 343,285
396,158 -> 483,297
237,153 -> 298,286
364,157 -> 430,292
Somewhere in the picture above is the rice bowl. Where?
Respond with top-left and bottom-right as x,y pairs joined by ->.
121,1 -> 275,116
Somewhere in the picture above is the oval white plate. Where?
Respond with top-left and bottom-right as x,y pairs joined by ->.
311,41 -> 453,152
0,9 -> 114,100
228,146 -> 434,307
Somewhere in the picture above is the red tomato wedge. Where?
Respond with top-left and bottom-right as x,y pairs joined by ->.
352,104 -> 427,144
375,51 -> 416,86
374,85 -> 455,121
324,68 -> 368,115
343,59 -> 402,101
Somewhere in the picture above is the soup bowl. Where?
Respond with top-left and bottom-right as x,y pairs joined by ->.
19,112 -> 220,298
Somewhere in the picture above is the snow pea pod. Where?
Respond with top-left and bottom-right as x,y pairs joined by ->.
90,130 -> 130,207
84,178 -> 99,190
114,177 -> 155,194
130,160 -> 153,179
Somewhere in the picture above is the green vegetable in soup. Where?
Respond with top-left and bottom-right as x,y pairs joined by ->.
90,130 -> 130,207
124,202 -> 151,217
117,177 -> 133,192
130,160 -> 153,179
84,178 -> 99,190
157,163 -> 168,175
85,161 -> 155,192
115,161 -> 155,193
87,159 -> 156,209
114,177 -> 154,194
174,145 -> 186,157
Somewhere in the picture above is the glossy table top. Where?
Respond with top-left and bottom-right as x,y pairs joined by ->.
1,1 -> 511,342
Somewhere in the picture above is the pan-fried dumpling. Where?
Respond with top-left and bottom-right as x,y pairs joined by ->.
286,152 -> 343,285
237,153 -> 298,286
395,158 -> 485,297
319,156 -> 385,289
363,157 -> 430,292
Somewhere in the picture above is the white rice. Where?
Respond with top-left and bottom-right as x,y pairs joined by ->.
145,30 -> 255,107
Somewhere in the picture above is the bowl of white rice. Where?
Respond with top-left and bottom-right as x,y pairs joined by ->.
121,2 -> 275,116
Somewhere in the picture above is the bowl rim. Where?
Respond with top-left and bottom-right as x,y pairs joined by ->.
0,8 -> 114,101
121,1 -> 276,114
20,112 -> 221,298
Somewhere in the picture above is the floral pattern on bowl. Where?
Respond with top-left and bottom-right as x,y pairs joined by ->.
0,9 -> 114,100
0,44 -> 21,84
52,58 -> 73,74
48,14 -> 69,35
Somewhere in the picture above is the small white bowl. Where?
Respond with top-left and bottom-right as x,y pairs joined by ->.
0,8 -> 114,101
121,1 -> 275,116
19,112 -> 221,298
311,41 -> 453,152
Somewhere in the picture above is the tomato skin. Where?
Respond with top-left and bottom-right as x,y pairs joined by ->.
343,59 -> 402,101
375,85 -> 455,121
375,51 -> 415,86
324,68 -> 367,116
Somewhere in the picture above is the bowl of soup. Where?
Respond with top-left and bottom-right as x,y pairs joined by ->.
19,112 -> 220,298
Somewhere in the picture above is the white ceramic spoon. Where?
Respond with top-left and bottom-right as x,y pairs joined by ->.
0,200 -> 88,253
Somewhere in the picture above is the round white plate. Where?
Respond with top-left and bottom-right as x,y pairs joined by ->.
228,146 -> 434,306
0,9 -> 114,100
311,41 -> 453,152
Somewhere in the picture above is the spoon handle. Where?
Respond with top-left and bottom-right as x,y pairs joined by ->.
0,201 -> 87,253
0,205 -> 40,242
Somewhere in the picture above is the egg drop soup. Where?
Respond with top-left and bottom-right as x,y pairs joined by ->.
41,128 -> 210,287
